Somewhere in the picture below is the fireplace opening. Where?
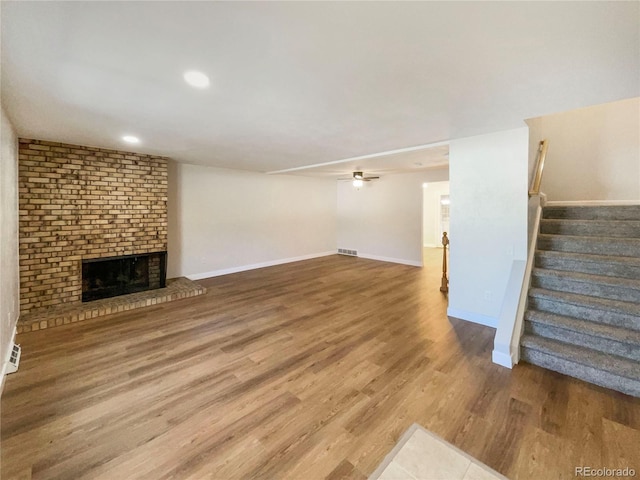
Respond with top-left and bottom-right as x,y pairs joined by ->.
82,251 -> 167,302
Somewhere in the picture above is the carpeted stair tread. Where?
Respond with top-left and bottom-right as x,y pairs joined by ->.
520,335 -> 640,397
537,234 -> 640,257
543,205 -> 640,221
525,310 -> 640,354
535,250 -> 640,268
525,310 -> 640,343
521,335 -> 640,383
522,335 -> 640,381
533,268 -> 640,290
535,250 -> 640,280
531,268 -> 640,302
540,218 -> 640,238
529,288 -> 640,317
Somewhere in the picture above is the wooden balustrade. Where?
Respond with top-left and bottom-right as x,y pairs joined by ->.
440,232 -> 449,293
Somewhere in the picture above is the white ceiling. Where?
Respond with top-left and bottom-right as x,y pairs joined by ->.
1,2 -> 638,174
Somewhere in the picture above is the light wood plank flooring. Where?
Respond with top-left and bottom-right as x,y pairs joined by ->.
2,250 -> 639,479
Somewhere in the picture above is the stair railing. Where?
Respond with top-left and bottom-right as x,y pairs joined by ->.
529,140 -> 549,197
440,232 -> 449,293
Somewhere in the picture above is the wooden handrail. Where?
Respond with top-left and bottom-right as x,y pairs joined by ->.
440,232 -> 449,293
528,139 -> 548,197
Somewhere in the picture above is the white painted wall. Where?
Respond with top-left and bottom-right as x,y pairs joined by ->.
167,163 -> 337,279
336,168 -> 449,266
1,107 -> 20,392
423,181 -> 450,247
527,97 -> 640,201
448,127 -> 529,328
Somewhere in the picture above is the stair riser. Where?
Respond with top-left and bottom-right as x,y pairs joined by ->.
531,275 -> 640,303
540,222 -> 640,238
535,256 -> 640,280
528,297 -> 640,331
525,321 -> 640,361
538,236 -> 640,257
543,206 -> 640,221
520,347 -> 640,397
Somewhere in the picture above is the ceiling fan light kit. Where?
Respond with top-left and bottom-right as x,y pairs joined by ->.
338,172 -> 380,188
339,171 -> 380,188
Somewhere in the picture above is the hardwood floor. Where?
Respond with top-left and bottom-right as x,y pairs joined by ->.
2,250 -> 639,479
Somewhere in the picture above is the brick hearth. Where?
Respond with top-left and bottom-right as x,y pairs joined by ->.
17,277 -> 205,333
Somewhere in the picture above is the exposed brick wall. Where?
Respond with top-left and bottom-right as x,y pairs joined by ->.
18,139 -> 168,313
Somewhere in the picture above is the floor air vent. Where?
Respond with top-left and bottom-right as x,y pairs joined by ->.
6,343 -> 21,374
338,248 -> 358,256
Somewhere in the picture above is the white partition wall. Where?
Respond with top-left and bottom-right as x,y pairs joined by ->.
447,128 -> 529,327
167,163 -> 337,279
0,107 -> 20,391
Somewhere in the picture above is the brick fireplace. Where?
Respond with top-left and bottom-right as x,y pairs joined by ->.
18,139 -> 169,314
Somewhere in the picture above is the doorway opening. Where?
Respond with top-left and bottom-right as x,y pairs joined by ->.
422,181 -> 450,244
422,181 -> 450,290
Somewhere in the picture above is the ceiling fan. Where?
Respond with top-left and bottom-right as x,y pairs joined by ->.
338,171 -> 380,187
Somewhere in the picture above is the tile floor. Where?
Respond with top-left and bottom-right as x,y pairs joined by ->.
370,424 -> 509,480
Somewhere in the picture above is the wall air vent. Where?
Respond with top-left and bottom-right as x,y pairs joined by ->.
6,343 -> 21,374
338,248 -> 358,256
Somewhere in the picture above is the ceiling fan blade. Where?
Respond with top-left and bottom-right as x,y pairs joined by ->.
341,172 -> 381,182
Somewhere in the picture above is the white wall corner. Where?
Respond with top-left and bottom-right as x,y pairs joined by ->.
448,127 -> 529,334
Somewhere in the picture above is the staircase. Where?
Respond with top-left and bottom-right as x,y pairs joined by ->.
520,205 -> 640,397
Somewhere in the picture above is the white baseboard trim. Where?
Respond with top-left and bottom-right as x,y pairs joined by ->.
1,324 -> 18,397
358,253 -> 422,267
447,307 -> 497,328
492,349 -> 515,369
186,251 -> 336,280
545,200 -> 640,206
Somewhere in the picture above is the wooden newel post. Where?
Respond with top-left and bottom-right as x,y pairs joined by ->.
440,232 -> 449,293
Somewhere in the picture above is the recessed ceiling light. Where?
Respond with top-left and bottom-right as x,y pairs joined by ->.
122,135 -> 140,144
183,70 -> 210,88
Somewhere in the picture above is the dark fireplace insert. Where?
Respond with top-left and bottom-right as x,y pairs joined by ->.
82,251 -> 167,302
